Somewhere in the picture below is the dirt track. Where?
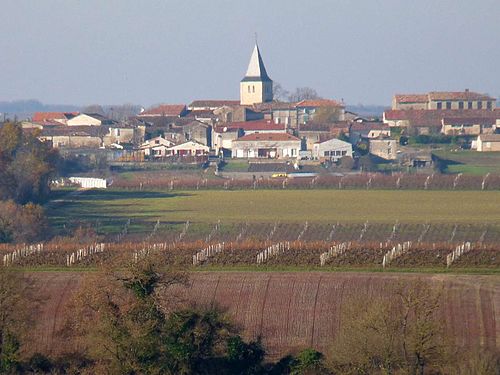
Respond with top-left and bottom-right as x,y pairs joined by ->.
25,271 -> 500,358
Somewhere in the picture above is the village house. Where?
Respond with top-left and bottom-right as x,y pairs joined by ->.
312,138 -> 353,162
140,136 -> 176,158
165,141 -> 210,157
181,120 -> 212,146
392,90 -> 496,110
298,122 -> 350,150
32,111 -> 79,125
66,113 -> 116,127
231,133 -> 301,159
349,122 -> 391,144
369,138 -> 398,160
212,126 -> 242,156
103,124 -> 146,147
476,134 -> 500,152
37,126 -> 105,149
441,117 -> 497,136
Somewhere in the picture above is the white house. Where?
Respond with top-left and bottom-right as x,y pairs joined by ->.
166,141 -> 209,156
140,136 -> 176,158
312,138 -> 352,161
231,133 -> 301,159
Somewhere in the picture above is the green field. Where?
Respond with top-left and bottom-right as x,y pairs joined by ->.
47,189 -> 500,230
433,150 -> 500,175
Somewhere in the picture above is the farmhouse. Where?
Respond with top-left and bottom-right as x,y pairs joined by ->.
232,133 -> 301,159
476,134 -> 500,152
312,138 -> 352,161
37,126 -> 104,148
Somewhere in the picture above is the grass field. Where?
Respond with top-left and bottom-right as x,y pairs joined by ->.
433,150 -> 500,175
47,189 -> 500,232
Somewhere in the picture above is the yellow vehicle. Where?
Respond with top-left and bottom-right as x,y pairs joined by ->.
271,173 -> 287,178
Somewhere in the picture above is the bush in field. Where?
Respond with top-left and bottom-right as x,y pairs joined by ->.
0,200 -> 48,243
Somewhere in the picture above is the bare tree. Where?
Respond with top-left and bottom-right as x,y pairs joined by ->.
273,82 -> 290,102
288,87 -> 321,102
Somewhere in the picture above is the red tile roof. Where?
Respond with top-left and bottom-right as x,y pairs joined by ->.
139,104 -> 186,117
428,91 -> 494,101
32,112 -> 78,122
442,117 -> 496,126
384,109 -> 499,127
233,133 -> 300,142
295,99 -> 344,108
394,94 -> 428,103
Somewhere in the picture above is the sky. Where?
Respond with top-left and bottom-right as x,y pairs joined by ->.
1,0 -> 499,107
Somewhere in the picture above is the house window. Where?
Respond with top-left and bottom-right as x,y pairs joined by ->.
248,85 -> 251,93
436,102 -> 442,109
252,86 -> 255,93
446,101 -> 452,109
468,101 -> 473,109
459,101 -> 464,109
487,101 -> 492,110
335,150 -> 341,156
324,151 -> 330,156
291,148 -> 296,156
342,150 -> 347,156
478,101 -> 483,109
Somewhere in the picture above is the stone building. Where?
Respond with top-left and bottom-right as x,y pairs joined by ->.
392,90 -> 496,111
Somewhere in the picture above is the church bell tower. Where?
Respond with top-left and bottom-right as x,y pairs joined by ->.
240,43 -> 273,105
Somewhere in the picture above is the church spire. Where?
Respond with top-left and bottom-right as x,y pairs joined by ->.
242,43 -> 271,82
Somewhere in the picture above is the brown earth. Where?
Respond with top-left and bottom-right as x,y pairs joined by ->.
25,271 -> 499,359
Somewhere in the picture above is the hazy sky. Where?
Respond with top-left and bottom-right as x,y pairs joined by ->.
1,0 -> 499,107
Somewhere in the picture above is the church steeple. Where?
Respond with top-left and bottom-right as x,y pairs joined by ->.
240,43 -> 273,105
242,44 -> 271,82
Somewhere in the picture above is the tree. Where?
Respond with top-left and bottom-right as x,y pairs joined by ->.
288,87 -> 321,102
289,348 -> 329,375
312,106 -> 343,123
273,82 -> 290,102
0,268 -> 32,373
329,282 -> 447,375
69,257 -> 267,374
82,104 -> 105,116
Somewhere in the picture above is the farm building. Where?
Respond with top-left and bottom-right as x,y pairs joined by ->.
476,134 -> 500,152
231,133 -> 301,159
312,138 -> 352,161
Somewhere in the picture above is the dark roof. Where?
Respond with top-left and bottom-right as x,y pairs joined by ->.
241,44 -> 272,82
39,125 -> 108,137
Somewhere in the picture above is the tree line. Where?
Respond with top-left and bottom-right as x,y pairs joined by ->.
0,122 -> 58,243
